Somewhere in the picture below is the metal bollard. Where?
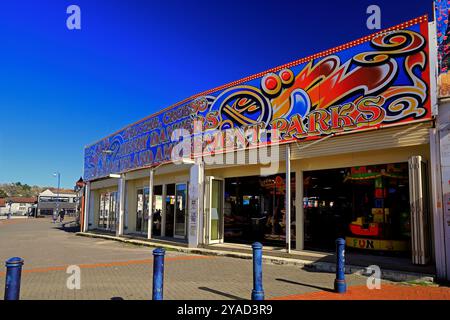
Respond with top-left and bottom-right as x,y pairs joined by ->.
251,242 -> 264,300
334,238 -> 347,293
152,248 -> 165,300
4,257 -> 24,300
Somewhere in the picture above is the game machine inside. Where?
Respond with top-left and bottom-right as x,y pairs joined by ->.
344,164 -> 411,254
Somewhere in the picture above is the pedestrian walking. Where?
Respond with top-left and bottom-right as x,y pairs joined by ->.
52,211 -> 57,223
59,209 -> 65,223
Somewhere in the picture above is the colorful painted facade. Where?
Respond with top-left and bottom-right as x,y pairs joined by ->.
84,16 -> 431,181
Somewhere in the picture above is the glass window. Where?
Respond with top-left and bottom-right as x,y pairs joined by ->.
165,184 -> 175,237
174,184 -> 187,238
136,188 -> 149,233
304,163 -> 411,255
98,192 -> 118,231
224,173 -> 296,247
210,179 -> 223,241
152,185 -> 163,237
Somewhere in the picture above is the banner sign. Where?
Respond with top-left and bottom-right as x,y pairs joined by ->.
435,0 -> 450,97
84,16 -> 431,181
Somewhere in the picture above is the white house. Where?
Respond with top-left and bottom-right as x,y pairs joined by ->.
37,188 -> 77,216
0,197 -> 37,216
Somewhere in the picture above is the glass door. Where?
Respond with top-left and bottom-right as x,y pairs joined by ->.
98,192 -> 117,232
104,193 -> 111,229
165,184 -> 175,237
136,188 -> 149,234
408,156 -> 431,265
99,193 -> 107,229
152,185 -> 163,237
136,189 -> 144,233
174,183 -> 187,238
109,192 -> 118,232
205,177 -> 224,244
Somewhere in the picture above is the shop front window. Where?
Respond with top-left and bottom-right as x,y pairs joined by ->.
136,188 -> 149,233
152,185 -> 163,237
304,163 -> 411,255
165,184 -> 175,237
224,174 -> 295,246
174,183 -> 187,238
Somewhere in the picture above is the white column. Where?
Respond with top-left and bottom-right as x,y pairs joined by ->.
147,169 -> 154,239
285,144 -> 291,253
437,103 -> 450,280
117,175 -> 126,237
188,162 -> 204,248
430,128 -> 446,279
161,184 -> 167,237
198,163 -> 205,244
295,168 -> 304,250
82,182 -> 90,232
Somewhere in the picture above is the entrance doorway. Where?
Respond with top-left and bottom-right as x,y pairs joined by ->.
205,177 -> 224,244
165,184 -> 175,237
136,187 -> 149,233
303,161 -> 431,264
223,174 -> 295,247
152,185 -> 163,237
98,192 -> 118,232
174,183 -> 188,238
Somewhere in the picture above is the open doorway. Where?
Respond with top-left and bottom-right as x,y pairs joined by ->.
303,163 -> 416,257
223,174 -> 295,247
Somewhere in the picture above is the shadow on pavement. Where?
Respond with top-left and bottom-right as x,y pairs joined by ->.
54,222 -> 80,233
110,297 -> 124,300
275,278 -> 335,293
198,287 -> 247,300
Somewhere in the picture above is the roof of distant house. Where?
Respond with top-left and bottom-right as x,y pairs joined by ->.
39,188 -> 76,196
0,197 -> 37,205
48,188 -> 75,194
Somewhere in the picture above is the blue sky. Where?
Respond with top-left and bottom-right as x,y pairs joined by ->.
0,0 -> 433,188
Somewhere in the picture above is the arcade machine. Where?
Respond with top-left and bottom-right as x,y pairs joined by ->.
345,164 -> 410,253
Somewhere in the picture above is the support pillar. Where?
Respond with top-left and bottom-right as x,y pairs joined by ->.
285,144 -> 291,253
147,169 -> 154,240
82,182 -> 90,232
430,128 -> 446,279
295,168 -> 304,250
117,175 -> 126,237
188,162 -> 204,248
161,184 -> 167,237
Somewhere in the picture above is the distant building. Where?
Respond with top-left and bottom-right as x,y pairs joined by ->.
37,188 -> 77,216
0,197 -> 37,216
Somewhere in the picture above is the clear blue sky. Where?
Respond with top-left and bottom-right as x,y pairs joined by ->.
0,0 -> 433,188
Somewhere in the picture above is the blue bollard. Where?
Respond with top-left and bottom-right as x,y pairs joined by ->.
4,257 -> 24,300
334,238 -> 347,293
152,248 -> 165,300
251,242 -> 264,300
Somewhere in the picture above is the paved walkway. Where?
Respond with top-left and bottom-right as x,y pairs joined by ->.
0,218 -> 448,300
272,284 -> 450,300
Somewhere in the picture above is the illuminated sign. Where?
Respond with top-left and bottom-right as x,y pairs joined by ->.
84,16 -> 431,181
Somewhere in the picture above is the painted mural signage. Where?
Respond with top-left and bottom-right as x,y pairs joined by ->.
84,16 -> 431,181
435,0 -> 450,97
